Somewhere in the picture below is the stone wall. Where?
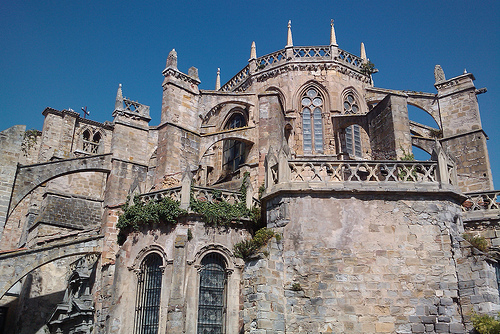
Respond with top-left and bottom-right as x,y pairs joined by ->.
0,125 -> 25,240
35,191 -> 103,229
108,219 -> 249,334
256,192 -> 467,333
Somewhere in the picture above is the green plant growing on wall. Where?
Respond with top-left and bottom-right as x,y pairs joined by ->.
398,148 -> 418,181
360,61 -> 376,76
21,129 -> 39,156
116,196 -> 186,245
472,312 -> 500,334
190,172 -> 260,226
233,227 -> 275,259
187,228 -> 193,241
463,233 -> 489,252
291,283 -> 302,291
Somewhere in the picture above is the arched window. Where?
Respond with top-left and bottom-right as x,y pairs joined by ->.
223,113 -> 247,173
197,253 -> 227,334
301,88 -> 324,154
343,92 -> 362,158
134,253 -> 163,334
82,129 -> 101,154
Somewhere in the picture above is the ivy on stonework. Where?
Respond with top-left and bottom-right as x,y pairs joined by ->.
116,172 -> 261,245
116,196 -> 186,245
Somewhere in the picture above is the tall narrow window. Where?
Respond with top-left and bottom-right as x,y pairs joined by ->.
197,253 -> 226,334
343,92 -> 362,158
134,253 -> 163,334
301,88 -> 323,153
223,113 -> 247,173
345,125 -> 362,157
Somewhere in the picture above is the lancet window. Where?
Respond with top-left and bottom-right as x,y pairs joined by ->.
223,113 -> 247,173
343,92 -> 362,157
301,88 -> 324,154
197,253 -> 227,334
134,253 -> 163,334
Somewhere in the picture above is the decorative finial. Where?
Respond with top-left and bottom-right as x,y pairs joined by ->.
286,20 -> 293,47
215,68 -> 221,90
115,83 -> 123,110
463,68 -> 468,74
250,41 -> 257,60
360,42 -> 367,62
330,19 -> 337,46
166,48 -> 178,70
434,65 -> 446,83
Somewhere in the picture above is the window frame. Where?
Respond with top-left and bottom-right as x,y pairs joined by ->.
301,87 -> 325,154
134,252 -> 164,334
196,252 -> 228,334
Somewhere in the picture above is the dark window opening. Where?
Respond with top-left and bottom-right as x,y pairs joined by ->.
197,253 -> 226,334
134,253 -> 163,334
82,129 -> 100,154
222,113 -> 247,173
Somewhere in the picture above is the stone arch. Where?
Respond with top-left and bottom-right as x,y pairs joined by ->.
201,100 -> 254,126
128,244 -> 168,272
0,234 -> 102,298
407,103 -> 441,130
188,243 -> 237,272
220,108 -> 248,132
341,87 -> 366,114
8,154 -> 112,217
265,86 -> 287,112
293,80 -> 330,112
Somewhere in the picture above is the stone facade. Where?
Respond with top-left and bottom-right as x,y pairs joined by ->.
0,23 -> 499,334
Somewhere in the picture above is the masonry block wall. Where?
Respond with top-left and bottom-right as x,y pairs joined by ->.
262,193 -> 466,333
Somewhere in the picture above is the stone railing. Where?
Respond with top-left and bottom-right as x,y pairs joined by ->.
139,180 -> 259,210
462,191 -> 500,212
293,46 -> 331,59
288,160 -> 439,183
337,49 -> 363,69
220,46 -> 365,91
219,65 -> 250,92
141,186 -> 182,202
265,150 -> 457,192
257,49 -> 287,70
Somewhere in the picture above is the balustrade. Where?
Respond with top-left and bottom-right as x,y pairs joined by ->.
139,185 -> 259,209
287,160 -> 438,183
462,191 -> 500,212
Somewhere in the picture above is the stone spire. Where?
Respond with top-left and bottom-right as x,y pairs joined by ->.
166,49 -> 177,70
330,19 -> 337,46
286,20 -> 293,47
250,41 -> 257,60
360,42 -> 367,62
434,65 -> 445,83
215,68 -> 221,90
115,84 -> 123,110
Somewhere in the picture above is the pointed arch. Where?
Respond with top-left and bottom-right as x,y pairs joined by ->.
296,82 -> 328,154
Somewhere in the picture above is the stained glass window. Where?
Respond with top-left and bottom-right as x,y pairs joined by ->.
197,253 -> 226,334
302,88 -> 323,153
134,253 -> 163,334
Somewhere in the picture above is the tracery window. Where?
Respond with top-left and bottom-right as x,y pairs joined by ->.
223,113 -> 247,173
301,88 -> 323,153
82,129 -> 101,154
343,92 -> 362,158
134,253 -> 163,334
197,253 -> 227,334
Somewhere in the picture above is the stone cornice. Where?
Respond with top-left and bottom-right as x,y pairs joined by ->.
162,67 -> 201,86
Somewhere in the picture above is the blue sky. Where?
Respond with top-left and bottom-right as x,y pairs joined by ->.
1,1 -> 499,185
